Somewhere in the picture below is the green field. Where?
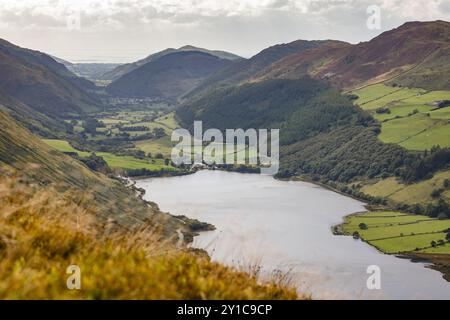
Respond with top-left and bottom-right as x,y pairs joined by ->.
135,136 -> 174,158
350,84 -> 450,150
96,152 -> 174,171
42,139 -> 176,172
360,170 -> 450,205
353,85 -> 426,111
42,139 -> 90,157
341,211 -> 450,254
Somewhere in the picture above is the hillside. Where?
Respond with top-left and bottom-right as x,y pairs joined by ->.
0,94 -> 68,138
177,78 -> 417,182
250,21 -> 450,91
0,110 -> 297,299
106,51 -> 231,101
0,38 -> 102,118
178,76 -> 449,208
186,40 -> 349,98
0,110 -> 200,237
102,45 -> 241,81
0,175 -> 298,299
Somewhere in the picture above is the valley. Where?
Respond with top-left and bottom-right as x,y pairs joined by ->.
0,18 -> 449,299
135,170 -> 450,299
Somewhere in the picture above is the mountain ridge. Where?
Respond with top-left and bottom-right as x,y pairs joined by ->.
185,39 -> 350,99
101,45 -> 242,81
0,38 -> 102,121
249,20 -> 450,90
106,50 -> 232,101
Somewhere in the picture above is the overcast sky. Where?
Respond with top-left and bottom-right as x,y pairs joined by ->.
0,0 -> 449,63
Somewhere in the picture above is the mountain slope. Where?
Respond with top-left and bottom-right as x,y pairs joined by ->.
0,38 -> 101,117
186,40 -> 349,98
106,51 -> 231,101
251,21 -> 450,91
102,45 -> 241,81
0,164 -> 297,299
0,110 -> 190,236
177,77 -> 413,183
0,111 -> 298,299
0,93 -> 68,138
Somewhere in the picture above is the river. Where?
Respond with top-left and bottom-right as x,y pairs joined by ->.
135,170 -> 450,299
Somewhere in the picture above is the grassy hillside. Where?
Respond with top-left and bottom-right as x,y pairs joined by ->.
0,38 -> 101,118
251,21 -> 450,91
0,109 -> 299,299
187,40 -> 348,99
0,111 -> 191,235
0,94 -> 70,138
360,171 -> 450,205
0,168 -> 298,299
350,83 -> 450,151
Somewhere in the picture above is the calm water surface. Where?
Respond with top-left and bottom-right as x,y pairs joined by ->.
135,170 -> 450,299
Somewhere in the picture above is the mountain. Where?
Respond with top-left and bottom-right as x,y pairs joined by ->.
185,40 -> 349,98
250,21 -> 450,90
177,77 -> 413,183
0,93 -> 68,138
177,21 -> 450,214
102,45 -> 242,81
0,108 -> 297,299
0,109 -> 196,235
0,38 -> 102,119
106,51 -> 232,101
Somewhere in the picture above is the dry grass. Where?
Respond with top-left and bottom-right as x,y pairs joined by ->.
0,167 -> 298,300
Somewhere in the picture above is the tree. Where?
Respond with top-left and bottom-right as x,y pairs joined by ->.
431,188 -> 442,198
430,240 -> 437,248
153,128 -> 166,138
444,179 -> 450,189
164,159 -> 170,166
358,223 -> 368,230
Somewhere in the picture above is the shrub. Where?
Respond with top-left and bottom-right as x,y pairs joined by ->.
358,223 -> 368,230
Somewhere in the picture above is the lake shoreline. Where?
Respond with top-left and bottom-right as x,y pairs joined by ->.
281,174 -> 450,282
333,211 -> 450,282
135,170 -> 450,298
135,170 -> 450,293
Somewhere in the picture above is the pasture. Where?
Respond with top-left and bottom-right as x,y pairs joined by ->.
341,211 -> 450,254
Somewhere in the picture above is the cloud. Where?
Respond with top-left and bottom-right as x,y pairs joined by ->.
1,0 -> 448,29
0,0 -> 448,62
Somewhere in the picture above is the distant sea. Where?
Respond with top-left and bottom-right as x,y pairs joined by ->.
52,52 -> 147,64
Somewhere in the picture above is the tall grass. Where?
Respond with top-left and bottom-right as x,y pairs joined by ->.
0,166 -> 299,299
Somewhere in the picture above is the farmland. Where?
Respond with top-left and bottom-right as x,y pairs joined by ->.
42,138 -> 177,172
42,139 -> 90,157
350,84 -> 450,150
46,109 -> 257,174
339,211 -> 450,254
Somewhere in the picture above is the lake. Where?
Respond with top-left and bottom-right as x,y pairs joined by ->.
135,170 -> 450,299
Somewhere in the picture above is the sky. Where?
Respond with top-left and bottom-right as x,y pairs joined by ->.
0,0 -> 449,63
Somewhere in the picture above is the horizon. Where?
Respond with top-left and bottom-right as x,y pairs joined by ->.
1,0 -> 449,63
1,19 -> 447,64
